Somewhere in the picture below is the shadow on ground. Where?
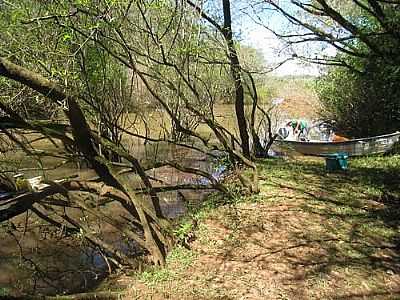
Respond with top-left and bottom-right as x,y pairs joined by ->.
252,156 -> 400,298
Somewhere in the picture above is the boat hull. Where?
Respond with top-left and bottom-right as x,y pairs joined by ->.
275,132 -> 400,157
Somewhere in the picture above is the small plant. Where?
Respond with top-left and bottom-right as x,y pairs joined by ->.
0,287 -> 10,296
173,219 -> 195,245
138,267 -> 174,286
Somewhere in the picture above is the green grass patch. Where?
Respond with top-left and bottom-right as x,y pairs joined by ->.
137,246 -> 195,287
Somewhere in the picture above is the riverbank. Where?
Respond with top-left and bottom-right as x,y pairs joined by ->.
101,155 -> 400,299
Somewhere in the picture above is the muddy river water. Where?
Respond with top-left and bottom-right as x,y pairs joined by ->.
0,157 -> 224,296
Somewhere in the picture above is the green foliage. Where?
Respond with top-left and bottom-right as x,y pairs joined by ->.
315,4 -> 400,138
0,287 -> 10,296
316,57 -> 400,137
0,0 -> 133,123
0,1 -> 73,119
173,219 -> 194,242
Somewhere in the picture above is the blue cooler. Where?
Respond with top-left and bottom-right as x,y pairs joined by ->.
325,152 -> 348,171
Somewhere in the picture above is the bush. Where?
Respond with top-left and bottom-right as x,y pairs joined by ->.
316,57 -> 400,138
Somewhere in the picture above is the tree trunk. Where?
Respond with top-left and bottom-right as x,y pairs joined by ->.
222,0 -> 250,159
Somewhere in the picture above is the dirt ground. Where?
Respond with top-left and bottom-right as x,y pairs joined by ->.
112,156 -> 400,300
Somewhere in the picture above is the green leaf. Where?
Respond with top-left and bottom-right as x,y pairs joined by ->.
62,33 -> 72,42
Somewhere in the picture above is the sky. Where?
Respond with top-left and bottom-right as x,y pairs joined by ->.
244,26 -> 321,76
236,1 -> 337,77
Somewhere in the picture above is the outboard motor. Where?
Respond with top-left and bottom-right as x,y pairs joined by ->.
277,127 -> 289,139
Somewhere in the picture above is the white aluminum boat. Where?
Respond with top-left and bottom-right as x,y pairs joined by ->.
276,132 -> 400,157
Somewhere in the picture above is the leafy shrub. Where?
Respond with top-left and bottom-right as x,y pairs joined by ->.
316,57 -> 400,138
